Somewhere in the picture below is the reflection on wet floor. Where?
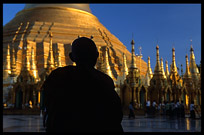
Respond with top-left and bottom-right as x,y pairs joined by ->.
121,116 -> 201,132
3,115 -> 201,132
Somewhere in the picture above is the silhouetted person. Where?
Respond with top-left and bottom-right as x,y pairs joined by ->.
180,101 -> 185,118
175,100 -> 180,118
165,101 -> 170,116
43,108 -> 48,129
190,101 -> 195,119
128,102 -> 135,119
42,37 -> 123,132
152,100 -> 157,116
169,100 -> 175,118
146,98 -> 150,116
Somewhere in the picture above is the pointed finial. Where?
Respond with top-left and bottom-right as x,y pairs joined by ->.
131,39 -> 135,45
190,45 -> 194,52
131,33 -> 135,45
49,32 -> 53,38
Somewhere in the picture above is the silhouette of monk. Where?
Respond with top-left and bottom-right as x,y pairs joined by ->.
42,37 -> 123,132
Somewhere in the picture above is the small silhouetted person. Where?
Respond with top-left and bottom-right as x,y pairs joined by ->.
152,100 -> 157,116
146,98 -> 151,116
42,37 -> 123,132
175,100 -> 180,118
43,107 -> 48,129
180,101 -> 185,118
128,102 -> 135,119
169,100 -> 175,118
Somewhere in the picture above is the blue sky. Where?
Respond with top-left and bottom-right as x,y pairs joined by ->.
3,4 -> 201,74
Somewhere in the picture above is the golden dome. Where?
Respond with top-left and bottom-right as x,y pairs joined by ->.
24,4 -> 92,13
3,4 -> 147,79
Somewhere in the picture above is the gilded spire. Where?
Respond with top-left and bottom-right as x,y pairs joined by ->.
122,53 -> 129,77
24,40 -> 30,71
160,57 -> 166,79
189,44 -> 199,75
170,47 -> 178,74
130,39 -> 137,68
47,32 -> 55,69
4,44 -> 11,74
10,45 -> 17,77
146,56 -> 153,79
154,45 -> 161,73
103,47 -> 113,78
165,60 -> 169,77
30,46 -> 36,70
184,54 -> 191,78
30,46 -> 39,80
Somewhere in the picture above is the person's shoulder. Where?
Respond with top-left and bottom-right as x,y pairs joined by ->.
52,65 -> 76,74
94,69 -> 114,82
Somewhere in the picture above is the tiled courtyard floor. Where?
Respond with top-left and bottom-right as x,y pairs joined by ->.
3,115 -> 201,132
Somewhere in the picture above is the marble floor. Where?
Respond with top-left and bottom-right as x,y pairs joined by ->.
3,115 -> 201,132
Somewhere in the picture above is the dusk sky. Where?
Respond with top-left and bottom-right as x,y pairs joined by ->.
3,4 -> 201,74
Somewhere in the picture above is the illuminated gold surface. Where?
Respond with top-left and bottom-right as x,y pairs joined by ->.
24,4 -> 92,13
184,55 -> 191,77
160,57 -> 166,79
3,5 -> 147,80
38,91 -> 40,104
189,45 -> 200,79
102,47 -> 114,79
146,56 -> 153,79
165,60 -> 169,77
3,44 -> 11,81
170,47 -> 178,74
122,53 -> 129,77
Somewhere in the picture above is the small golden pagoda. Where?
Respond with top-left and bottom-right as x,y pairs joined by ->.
120,38 -> 147,114
182,42 -> 201,109
149,45 -> 168,104
167,47 -> 183,103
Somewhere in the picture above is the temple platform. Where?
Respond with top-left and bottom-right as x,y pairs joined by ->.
3,115 -> 201,132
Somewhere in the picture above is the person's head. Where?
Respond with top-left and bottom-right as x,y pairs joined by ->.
69,37 -> 99,67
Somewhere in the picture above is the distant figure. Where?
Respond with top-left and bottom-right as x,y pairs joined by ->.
152,100 -> 157,116
161,101 -> 165,115
190,101 -> 195,119
169,100 -> 175,118
175,100 -> 180,118
43,107 -> 48,129
128,102 -> 135,119
180,101 -> 185,118
146,98 -> 151,116
42,37 -> 123,132
165,101 -> 170,116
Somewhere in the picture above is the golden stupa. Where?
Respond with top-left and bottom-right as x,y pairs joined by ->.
3,4 -> 147,82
